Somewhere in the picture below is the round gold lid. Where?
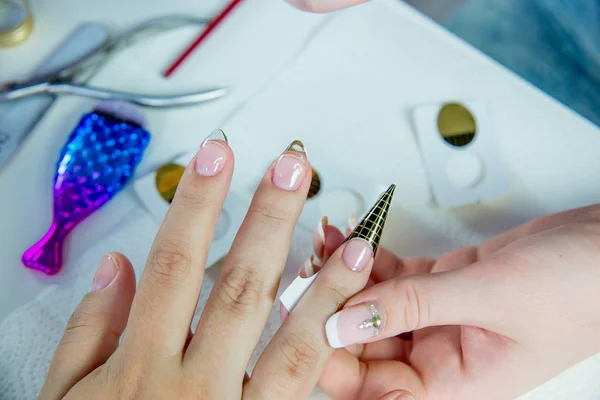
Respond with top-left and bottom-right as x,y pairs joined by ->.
0,1 -> 33,47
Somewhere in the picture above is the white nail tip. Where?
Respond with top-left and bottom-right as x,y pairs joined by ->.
326,312 -> 344,348
279,272 -> 319,314
317,216 -> 327,242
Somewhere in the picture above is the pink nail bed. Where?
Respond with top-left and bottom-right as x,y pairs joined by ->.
195,140 -> 228,176
92,254 -> 118,292
326,300 -> 385,348
342,238 -> 373,271
272,153 -> 306,191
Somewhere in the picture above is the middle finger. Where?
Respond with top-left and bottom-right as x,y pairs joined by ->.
185,141 -> 312,383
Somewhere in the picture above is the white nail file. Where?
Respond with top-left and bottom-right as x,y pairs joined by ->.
279,272 -> 319,313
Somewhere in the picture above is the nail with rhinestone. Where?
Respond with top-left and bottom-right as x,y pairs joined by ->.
326,301 -> 386,348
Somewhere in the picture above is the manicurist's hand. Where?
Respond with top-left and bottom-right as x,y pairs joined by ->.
310,206 -> 600,400
286,0 -> 369,13
39,131 -> 377,400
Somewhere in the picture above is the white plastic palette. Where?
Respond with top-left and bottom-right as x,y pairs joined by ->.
133,153 -> 246,268
413,100 -> 510,208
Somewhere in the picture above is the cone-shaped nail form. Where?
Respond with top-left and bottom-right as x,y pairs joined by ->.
344,184 -> 395,255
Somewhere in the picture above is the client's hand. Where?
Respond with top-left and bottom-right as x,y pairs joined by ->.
39,131 -> 377,400
310,206 -> 600,400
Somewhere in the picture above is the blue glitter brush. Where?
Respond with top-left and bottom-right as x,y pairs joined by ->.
22,101 -> 151,275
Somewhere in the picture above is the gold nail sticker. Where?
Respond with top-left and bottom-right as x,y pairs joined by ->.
345,184 -> 395,255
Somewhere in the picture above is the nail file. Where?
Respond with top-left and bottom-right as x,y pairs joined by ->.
412,100 -> 510,208
133,153 -> 247,268
0,23 -> 109,170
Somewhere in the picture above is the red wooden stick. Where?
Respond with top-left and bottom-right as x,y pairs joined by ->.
163,0 -> 244,78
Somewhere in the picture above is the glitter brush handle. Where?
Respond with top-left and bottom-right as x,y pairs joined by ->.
22,219 -> 69,275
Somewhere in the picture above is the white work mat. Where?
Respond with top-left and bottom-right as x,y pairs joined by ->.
1,0 -> 600,398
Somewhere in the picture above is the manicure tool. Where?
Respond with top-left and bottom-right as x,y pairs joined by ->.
0,16 -> 224,172
163,0 -> 245,77
22,101 -> 151,275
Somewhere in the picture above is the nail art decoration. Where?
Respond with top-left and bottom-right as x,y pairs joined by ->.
344,184 -> 395,255
358,304 -> 382,335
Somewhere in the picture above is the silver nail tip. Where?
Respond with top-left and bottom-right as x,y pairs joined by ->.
345,184 -> 396,255
204,129 -> 228,144
285,140 -> 306,155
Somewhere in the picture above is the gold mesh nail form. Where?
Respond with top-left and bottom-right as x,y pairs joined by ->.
344,184 -> 396,255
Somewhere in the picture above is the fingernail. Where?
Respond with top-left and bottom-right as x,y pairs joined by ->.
326,300 -> 385,348
272,140 -> 307,191
313,216 -> 328,261
195,129 -> 229,176
298,255 -> 316,278
345,184 -> 395,256
317,216 -> 327,242
346,213 -> 358,235
92,254 -> 119,292
394,394 -> 415,400
342,238 -> 373,271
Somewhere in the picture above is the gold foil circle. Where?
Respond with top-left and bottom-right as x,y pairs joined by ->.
155,163 -> 185,203
437,103 -> 477,147
308,167 -> 321,199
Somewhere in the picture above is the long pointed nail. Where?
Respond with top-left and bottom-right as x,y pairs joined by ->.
346,213 -> 358,235
298,255 -> 316,278
286,139 -> 306,154
273,140 -> 307,191
326,300 -> 386,348
344,184 -> 395,256
195,129 -> 229,176
317,216 -> 327,242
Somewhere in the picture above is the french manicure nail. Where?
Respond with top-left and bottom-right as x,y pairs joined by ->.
272,140 -> 307,191
92,254 -> 119,292
317,216 -> 327,243
326,300 -> 385,348
195,129 -> 229,176
342,238 -> 373,271
298,255 -> 316,278
313,216 -> 328,261
346,213 -> 358,235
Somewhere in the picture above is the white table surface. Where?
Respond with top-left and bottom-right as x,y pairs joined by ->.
1,0 -> 599,350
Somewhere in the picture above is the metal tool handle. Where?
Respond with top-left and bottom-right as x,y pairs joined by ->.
46,83 -> 227,107
0,82 -> 51,101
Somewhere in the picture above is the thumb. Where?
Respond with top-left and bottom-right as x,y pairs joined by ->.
325,266 -> 501,348
39,252 -> 136,399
